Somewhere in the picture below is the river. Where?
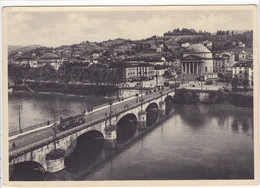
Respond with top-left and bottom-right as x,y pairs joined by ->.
8,93 -> 254,180
85,104 -> 254,180
8,92 -> 110,133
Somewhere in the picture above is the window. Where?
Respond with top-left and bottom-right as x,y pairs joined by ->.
205,67 -> 207,72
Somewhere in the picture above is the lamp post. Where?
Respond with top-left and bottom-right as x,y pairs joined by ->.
52,126 -> 57,150
109,101 -> 113,125
18,105 -> 23,133
160,91 -> 163,102
140,81 -> 143,111
155,72 -> 158,87
51,109 -> 56,123
173,74 -> 177,91
200,73 -> 203,90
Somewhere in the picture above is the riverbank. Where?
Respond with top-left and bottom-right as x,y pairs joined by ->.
174,88 -> 253,108
11,82 -> 118,97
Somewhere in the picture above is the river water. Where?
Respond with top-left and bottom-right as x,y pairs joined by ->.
85,104 -> 254,180
8,93 -> 254,180
8,92 -> 109,133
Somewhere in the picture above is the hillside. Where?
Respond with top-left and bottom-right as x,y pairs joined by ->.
8,45 -> 24,53
8,28 -> 253,62
8,45 -> 43,54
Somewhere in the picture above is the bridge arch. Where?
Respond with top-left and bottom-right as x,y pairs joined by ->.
146,102 -> 159,126
10,161 -> 46,181
64,130 -> 104,172
116,113 -> 137,144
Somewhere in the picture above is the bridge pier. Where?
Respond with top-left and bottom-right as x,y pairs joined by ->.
45,149 -> 65,173
159,101 -> 166,117
137,110 -> 147,130
104,124 -> 117,150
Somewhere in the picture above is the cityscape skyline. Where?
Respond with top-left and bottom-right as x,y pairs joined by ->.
7,8 -> 254,47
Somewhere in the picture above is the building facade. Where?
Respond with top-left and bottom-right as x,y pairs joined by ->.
213,57 -> 227,73
232,61 -> 253,87
122,65 -> 155,82
181,43 -> 213,75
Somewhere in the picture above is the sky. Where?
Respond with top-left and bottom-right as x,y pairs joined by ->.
7,7 -> 254,47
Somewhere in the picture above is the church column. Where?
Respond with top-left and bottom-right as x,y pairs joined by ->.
196,63 -> 199,74
186,62 -> 188,74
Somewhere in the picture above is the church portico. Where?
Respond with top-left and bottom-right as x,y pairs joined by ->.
181,59 -> 202,74
181,43 -> 213,75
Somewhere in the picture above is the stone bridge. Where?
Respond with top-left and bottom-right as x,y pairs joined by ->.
9,88 -> 175,179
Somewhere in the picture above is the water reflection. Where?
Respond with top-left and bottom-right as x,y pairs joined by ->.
86,104 -> 254,180
174,105 -> 209,131
64,131 -> 104,173
231,119 -> 239,134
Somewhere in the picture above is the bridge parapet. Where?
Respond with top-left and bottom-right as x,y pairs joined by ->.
9,88 -> 175,161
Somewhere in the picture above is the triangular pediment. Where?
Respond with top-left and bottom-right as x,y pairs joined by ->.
182,55 -> 202,60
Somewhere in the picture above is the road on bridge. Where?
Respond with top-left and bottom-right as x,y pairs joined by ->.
9,88 -> 174,153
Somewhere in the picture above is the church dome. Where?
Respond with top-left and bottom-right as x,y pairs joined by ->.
184,43 -> 211,53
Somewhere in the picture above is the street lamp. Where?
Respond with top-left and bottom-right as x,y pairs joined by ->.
200,73 -> 204,90
51,126 -> 57,150
51,109 -> 56,123
155,72 -> 158,87
173,74 -> 177,91
140,81 -> 143,111
160,91 -> 163,102
18,105 -> 23,133
109,101 -> 113,125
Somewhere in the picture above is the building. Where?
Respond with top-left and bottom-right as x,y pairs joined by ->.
122,64 -> 155,82
29,60 -> 38,68
51,60 -> 64,70
239,51 -> 247,60
156,47 -> 162,52
213,56 -> 227,73
123,67 -> 137,82
181,42 -> 190,48
136,65 -> 154,80
93,53 -> 100,59
202,40 -> 213,48
181,43 -> 213,75
232,60 -> 253,87
155,68 -> 167,77
238,41 -> 246,47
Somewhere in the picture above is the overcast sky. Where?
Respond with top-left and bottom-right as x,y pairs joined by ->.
7,8 -> 254,47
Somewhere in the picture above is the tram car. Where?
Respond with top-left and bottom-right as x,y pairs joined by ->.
58,113 -> 86,131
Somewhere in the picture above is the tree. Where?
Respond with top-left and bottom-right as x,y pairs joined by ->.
242,79 -> 249,94
231,78 -> 240,93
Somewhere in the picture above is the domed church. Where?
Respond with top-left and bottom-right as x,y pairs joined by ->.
181,43 -> 213,74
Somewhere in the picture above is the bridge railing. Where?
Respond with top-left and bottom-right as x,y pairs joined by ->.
10,137 -> 53,157
9,87 -> 162,137
9,88 -> 175,158
9,120 -> 55,137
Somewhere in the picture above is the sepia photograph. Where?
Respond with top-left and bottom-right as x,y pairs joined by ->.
2,4 -> 258,187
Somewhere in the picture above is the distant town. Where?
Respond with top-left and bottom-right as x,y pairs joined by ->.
8,28 -> 253,97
